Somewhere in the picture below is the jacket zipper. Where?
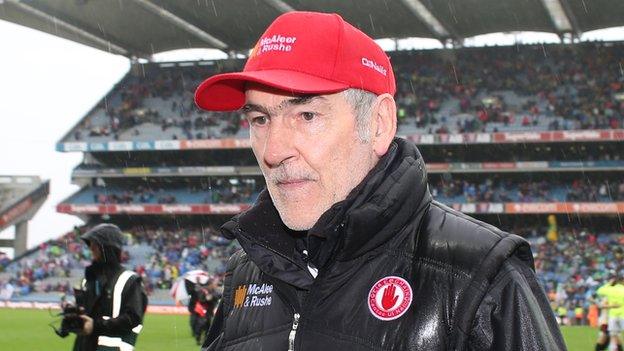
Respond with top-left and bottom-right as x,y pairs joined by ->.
288,313 -> 300,351
233,223 -> 344,350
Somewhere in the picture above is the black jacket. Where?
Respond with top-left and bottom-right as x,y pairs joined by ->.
73,262 -> 147,351
203,138 -> 566,351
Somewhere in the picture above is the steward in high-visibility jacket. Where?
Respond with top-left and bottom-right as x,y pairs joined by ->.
73,224 -> 148,351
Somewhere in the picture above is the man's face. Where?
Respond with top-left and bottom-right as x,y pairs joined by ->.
244,84 -> 377,230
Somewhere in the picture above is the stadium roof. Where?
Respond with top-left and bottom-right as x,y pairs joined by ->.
1,0 -> 623,58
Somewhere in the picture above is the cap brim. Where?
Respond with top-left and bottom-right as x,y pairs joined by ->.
80,234 -> 93,247
194,70 -> 349,111
80,229 -> 99,246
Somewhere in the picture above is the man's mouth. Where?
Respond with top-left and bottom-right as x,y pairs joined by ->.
276,179 -> 313,190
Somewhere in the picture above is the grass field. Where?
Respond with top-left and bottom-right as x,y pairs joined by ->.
0,308 -> 599,350
0,308 -> 197,351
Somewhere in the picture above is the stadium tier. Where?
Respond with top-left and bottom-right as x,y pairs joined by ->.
0,176 -> 50,257
57,141 -> 624,216
531,228 -> 624,306
0,177 -> 49,228
55,174 -> 624,216
56,43 -> 624,152
0,225 -> 237,305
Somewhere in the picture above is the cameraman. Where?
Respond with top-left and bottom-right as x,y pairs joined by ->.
72,224 -> 148,351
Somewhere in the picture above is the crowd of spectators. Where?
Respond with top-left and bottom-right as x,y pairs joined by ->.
92,185 -> 178,205
129,226 -> 237,293
87,177 -> 261,205
430,177 -> 624,203
531,228 -> 624,326
66,42 -> 624,143
392,42 -> 624,133
0,227 -> 93,297
3,220 -> 624,328
72,64 -> 244,142
566,178 -> 624,202
205,178 -> 259,204
0,225 -> 234,300
75,176 -> 624,206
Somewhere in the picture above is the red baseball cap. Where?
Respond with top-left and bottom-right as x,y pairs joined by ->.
195,11 -> 396,111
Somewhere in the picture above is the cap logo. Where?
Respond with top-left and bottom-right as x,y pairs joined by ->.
361,57 -> 387,76
368,276 -> 412,321
257,34 -> 297,54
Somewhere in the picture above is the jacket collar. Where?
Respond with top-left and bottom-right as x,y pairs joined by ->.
331,138 -> 431,261
305,137 -> 431,265
222,138 -> 431,288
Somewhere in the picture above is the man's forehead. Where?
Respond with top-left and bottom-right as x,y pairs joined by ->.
243,87 -> 336,113
244,81 -> 340,99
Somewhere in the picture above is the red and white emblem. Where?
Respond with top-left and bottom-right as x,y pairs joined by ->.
368,276 -> 412,321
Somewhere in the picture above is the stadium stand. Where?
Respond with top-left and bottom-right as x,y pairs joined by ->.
58,176 -> 623,206
0,5 -> 621,329
45,42 -> 621,313
129,225 -> 237,293
0,225 -> 237,305
0,176 -> 50,257
430,177 -> 624,203
69,177 -> 262,205
531,228 -> 624,326
57,43 -> 624,148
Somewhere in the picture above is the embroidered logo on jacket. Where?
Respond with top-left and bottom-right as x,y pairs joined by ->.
368,276 -> 412,321
233,283 -> 274,309
233,285 -> 248,308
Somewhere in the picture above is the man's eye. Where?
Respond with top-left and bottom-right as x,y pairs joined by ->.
250,116 -> 268,125
300,112 -> 316,121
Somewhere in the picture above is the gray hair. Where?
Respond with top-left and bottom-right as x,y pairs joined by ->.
342,88 -> 377,143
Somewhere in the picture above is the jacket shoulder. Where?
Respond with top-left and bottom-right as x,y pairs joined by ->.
418,201 -> 533,274
224,248 -> 261,284
226,248 -> 249,271
120,270 -> 143,289
420,201 -> 537,348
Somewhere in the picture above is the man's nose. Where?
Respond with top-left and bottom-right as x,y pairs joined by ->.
262,118 -> 297,168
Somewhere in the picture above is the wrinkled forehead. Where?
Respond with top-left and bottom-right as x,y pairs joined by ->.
243,82 -> 341,114
244,81 -> 296,96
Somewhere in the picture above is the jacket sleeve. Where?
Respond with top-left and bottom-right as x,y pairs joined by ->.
187,280 -> 199,313
93,275 -> 148,336
467,256 -> 567,351
201,250 -> 244,350
202,299 -> 225,350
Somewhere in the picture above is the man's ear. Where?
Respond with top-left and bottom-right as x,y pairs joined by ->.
370,93 -> 397,157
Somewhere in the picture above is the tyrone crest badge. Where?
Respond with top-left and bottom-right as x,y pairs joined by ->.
368,276 -> 412,321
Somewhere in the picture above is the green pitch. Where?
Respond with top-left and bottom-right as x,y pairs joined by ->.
0,308 -> 197,350
0,308 -> 600,350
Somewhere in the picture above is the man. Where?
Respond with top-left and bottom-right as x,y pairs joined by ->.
597,275 -> 624,351
72,224 -> 148,351
187,275 -> 221,345
195,11 -> 565,350
186,276 -> 205,345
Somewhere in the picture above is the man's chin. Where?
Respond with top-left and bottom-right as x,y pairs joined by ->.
282,218 -> 314,231
277,210 -> 317,231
